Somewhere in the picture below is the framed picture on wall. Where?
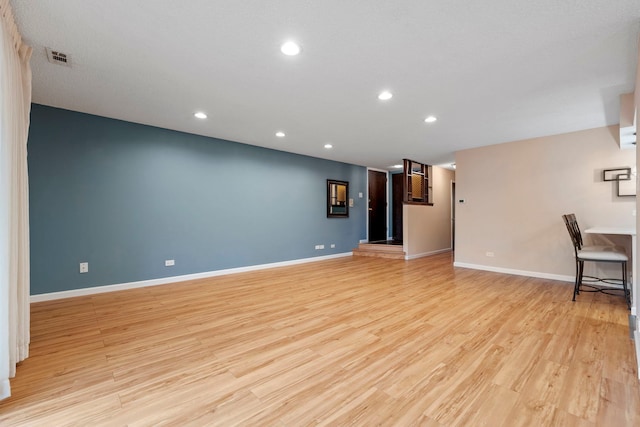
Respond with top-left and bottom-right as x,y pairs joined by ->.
603,167 -> 631,181
617,173 -> 637,197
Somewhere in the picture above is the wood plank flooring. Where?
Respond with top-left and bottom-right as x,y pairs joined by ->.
1,252 -> 639,426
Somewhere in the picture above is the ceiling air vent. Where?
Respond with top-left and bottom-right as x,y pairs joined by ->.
46,47 -> 71,67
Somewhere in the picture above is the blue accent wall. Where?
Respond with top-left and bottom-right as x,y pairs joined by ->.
28,104 -> 366,295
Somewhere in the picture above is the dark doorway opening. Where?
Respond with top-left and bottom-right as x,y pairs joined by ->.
368,170 -> 387,242
392,173 -> 403,242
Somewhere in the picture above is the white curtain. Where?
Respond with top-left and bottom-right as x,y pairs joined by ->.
0,0 -> 31,400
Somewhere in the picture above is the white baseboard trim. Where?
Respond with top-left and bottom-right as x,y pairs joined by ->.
405,248 -> 451,260
452,262 -> 632,292
30,252 -> 353,303
452,262 -> 575,283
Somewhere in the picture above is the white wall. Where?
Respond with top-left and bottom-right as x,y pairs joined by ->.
455,125 -> 636,279
403,166 -> 455,258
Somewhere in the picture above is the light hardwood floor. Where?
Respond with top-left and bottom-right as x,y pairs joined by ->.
1,252 -> 639,426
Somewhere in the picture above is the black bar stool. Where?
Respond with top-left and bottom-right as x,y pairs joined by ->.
562,214 -> 630,309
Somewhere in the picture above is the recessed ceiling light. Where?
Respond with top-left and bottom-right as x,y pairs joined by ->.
424,115 -> 437,123
281,41 -> 301,56
194,112 -> 207,119
275,131 -> 285,137
378,91 -> 393,101
324,143 -> 333,149
392,164 -> 403,169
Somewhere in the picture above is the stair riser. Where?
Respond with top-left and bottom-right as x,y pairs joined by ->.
352,251 -> 406,260
357,245 -> 404,253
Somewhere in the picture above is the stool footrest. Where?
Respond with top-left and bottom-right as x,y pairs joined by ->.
577,283 -> 628,297
580,275 -> 625,286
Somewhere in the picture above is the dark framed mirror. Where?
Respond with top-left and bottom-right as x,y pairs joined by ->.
327,179 -> 349,218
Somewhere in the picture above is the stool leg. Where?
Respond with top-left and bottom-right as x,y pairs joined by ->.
573,259 -> 581,301
622,261 -> 630,310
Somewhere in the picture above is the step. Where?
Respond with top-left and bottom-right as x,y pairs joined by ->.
352,241 -> 406,259
356,243 -> 404,252
352,248 -> 406,259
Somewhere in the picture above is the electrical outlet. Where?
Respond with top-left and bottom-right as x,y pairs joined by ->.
165,259 -> 175,266
485,252 -> 495,257
330,244 -> 335,248
79,262 -> 88,273
315,245 -> 325,250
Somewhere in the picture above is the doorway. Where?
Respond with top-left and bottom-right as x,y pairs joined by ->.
368,170 -> 387,242
392,173 -> 403,242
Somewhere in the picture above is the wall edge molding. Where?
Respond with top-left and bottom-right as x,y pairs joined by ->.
635,330 -> 640,380
30,252 -> 353,302
0,379 -> 10,400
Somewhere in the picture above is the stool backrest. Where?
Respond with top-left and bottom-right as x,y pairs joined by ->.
562,213 -> 583,253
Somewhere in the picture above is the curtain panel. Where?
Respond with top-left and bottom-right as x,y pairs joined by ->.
0,0 -> 32,400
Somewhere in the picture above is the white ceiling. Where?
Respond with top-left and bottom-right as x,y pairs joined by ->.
11,0 -> 640,170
